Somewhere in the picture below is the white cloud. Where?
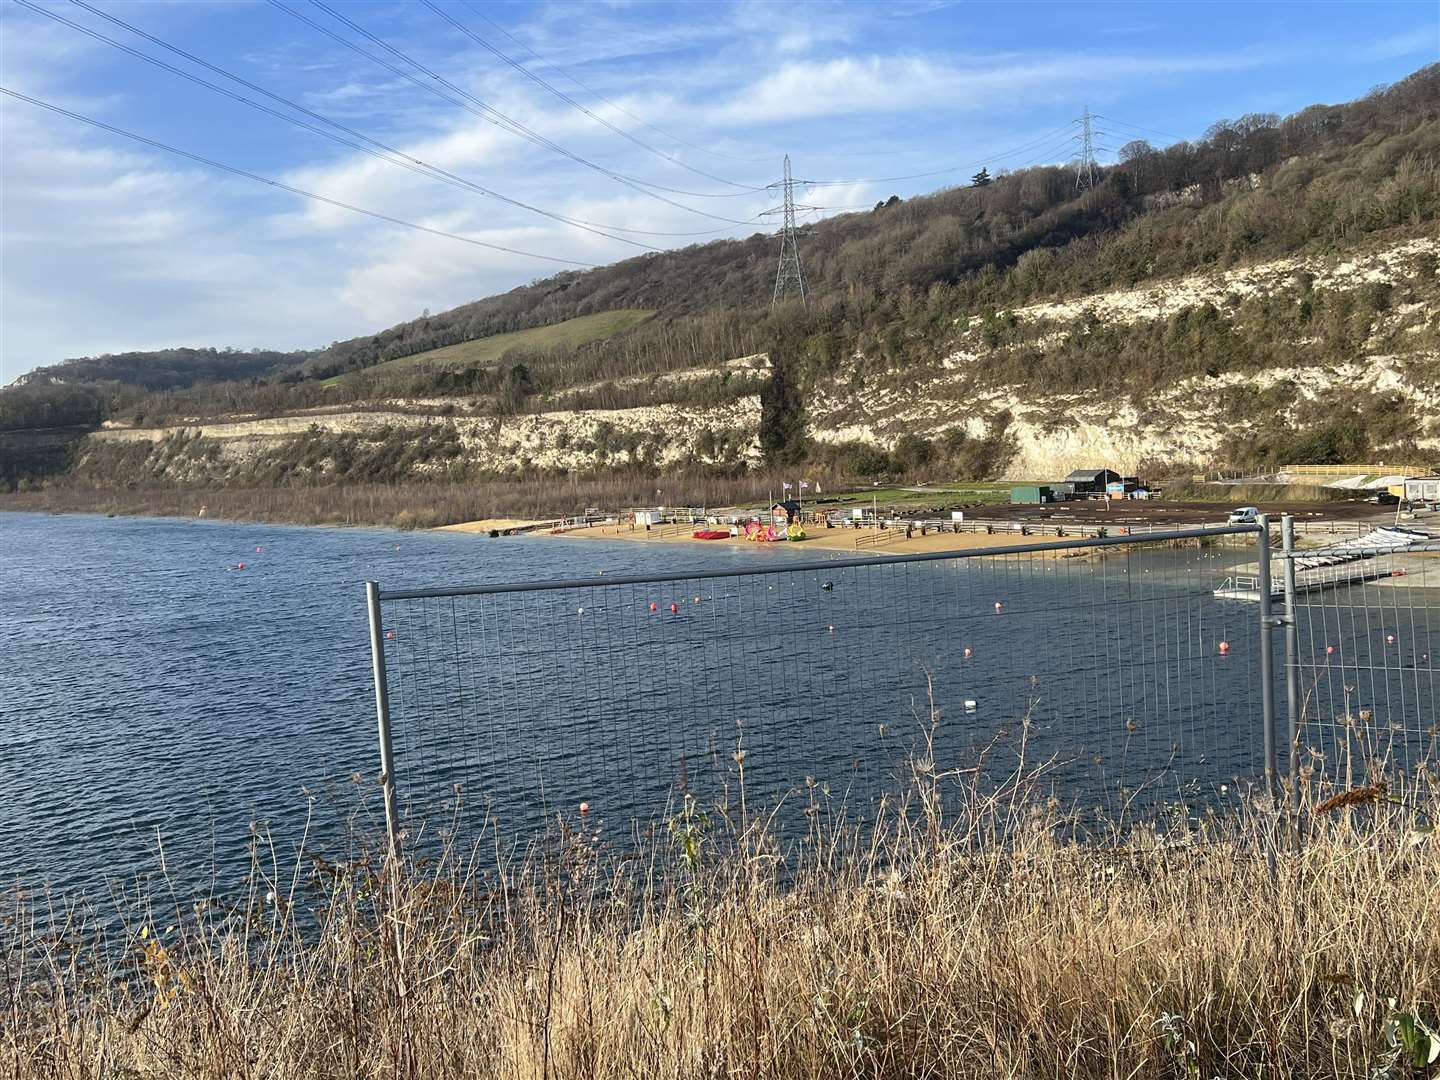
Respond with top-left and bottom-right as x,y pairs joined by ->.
708,48 -> 1286,126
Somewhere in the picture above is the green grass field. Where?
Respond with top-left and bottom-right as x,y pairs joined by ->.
324,309 -> 656,384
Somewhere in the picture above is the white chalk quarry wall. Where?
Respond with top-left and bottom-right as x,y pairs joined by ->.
83,241 -> 1436,480
90,397 -> 764,474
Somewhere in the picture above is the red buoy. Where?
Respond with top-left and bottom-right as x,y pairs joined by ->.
1218,640 -> 1230,655
237,562 -> 246,570
649,602 -> 658,612
670,602 -> 679,614
579,801 -> 590,815
385,630 -> 394,640
1326,645 -> 1335,655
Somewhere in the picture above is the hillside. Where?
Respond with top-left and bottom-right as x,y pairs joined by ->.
11,346 -> 308,391
331,309 -> 657,382
3,65 -> 1438,503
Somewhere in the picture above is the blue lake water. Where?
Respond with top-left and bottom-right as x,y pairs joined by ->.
0,512 -> 839,897
1,511 -> 1432,902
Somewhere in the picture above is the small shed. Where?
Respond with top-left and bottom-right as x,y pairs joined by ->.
1011,485 -> 1055,505
1065,468 -> 1122,495
771,499 -> 801,524
634,509 -> 665,527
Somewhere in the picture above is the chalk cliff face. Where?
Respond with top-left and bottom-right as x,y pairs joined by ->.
74,237 -> 1438,485
803,238 -> 1440,477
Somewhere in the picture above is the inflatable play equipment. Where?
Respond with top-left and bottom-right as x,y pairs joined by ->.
786,524 -> 806,542
692,529 -> 731,540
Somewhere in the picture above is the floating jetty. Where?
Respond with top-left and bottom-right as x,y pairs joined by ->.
1213,565 -> 1407,601
1214,526 -> 1435,601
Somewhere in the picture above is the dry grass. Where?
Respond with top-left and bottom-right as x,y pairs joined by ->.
6,748 -> 1439,1080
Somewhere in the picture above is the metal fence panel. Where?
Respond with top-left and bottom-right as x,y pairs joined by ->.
366,527 -> 1283,847
1280,521 -> 1440,788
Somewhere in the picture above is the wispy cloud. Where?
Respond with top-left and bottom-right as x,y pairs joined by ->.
1358,25 -> 1439,62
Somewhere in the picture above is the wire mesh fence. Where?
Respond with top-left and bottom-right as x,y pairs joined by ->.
366,526 -> 1287,849
1283,534 -> 1440,788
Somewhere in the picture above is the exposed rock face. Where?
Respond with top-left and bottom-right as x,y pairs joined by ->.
75,240 -> 1439,482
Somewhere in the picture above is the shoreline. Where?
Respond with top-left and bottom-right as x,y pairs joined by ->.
521,520 -> 1166,557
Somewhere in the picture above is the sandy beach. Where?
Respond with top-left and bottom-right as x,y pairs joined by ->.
437,518 -> 550,534
526,520 -> 1111,557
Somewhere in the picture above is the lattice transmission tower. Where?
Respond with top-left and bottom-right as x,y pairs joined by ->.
1075,106 -> 1097,191
771,155 -> 808,306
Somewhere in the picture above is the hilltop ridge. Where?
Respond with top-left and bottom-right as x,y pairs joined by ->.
3,65 -> 1438,499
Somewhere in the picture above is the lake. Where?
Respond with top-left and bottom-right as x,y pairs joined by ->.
2,511 -> 1431,902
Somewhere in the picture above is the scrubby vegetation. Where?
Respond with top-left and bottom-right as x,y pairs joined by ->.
8,754 -> 1438,1078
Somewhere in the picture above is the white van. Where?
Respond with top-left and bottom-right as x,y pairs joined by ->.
1227,506 -> 1260,524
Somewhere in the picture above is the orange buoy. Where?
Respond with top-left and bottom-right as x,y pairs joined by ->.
385,630 -> 394,640
579,801 -> 590,815
669,602 -> 679,614
963,646 -> 973,659
1326,645 -> 1335,655
1218,640 -> 1230,655
649,602 -> 658,612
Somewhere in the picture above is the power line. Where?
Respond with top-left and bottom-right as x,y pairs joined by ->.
268,2 -> 759,226
54,0 -> 759,242
1094,115 -> 1189,144
794,120 -> 1082,187
460,2 -> 777,167
423,0 -> 766,192
769,155 -> 807,307
27,1 -> 667,250
300,0 -> 761,210
1075,106 -> 1097,190
0,86 -> 598,267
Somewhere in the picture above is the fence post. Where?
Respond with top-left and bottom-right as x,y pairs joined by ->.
1280,516 -> 1302,821
1254,516 -> 1278,800
365,580 -> 401,862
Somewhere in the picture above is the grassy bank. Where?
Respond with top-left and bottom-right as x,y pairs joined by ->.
9,767 -> 1438,1079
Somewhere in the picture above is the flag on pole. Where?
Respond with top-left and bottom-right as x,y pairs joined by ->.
782,481 -> 793,491
799,480 -> 810,490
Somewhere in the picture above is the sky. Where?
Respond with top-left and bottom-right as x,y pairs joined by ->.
1,1 -> 1437,381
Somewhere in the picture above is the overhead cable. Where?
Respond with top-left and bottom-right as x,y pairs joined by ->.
300,0 -> 761,210
0,86 -> 598,267
424,0 -> 766,192
57,0 -> 763,241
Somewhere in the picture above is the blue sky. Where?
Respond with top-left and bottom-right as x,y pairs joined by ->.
2,1 -> 1436,380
